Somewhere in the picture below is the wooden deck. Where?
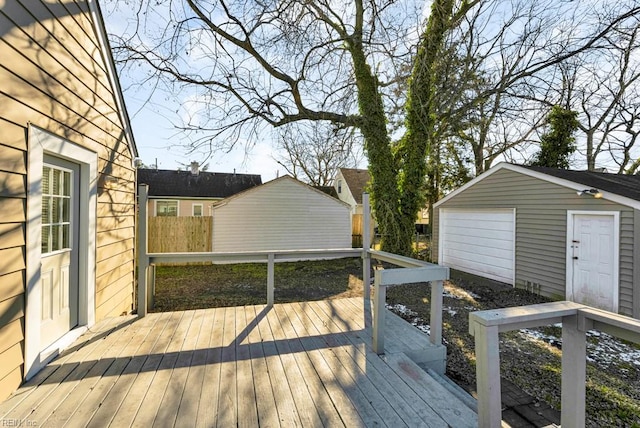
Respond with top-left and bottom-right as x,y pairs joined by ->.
0,298 -> 477,427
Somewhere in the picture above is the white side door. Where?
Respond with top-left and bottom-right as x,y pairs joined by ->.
567,212 -> 619,312
40,156 -> 79,349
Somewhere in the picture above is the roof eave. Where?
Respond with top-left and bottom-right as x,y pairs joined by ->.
435,162 -> 640,211
88,0 -> 139,163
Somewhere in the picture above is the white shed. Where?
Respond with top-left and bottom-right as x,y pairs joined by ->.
211,176 -> 352,252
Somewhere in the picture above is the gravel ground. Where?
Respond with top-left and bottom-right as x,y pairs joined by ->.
386,270 -> 640,427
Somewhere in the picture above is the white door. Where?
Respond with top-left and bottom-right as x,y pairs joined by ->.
439,208 -> 515,284
568,213 -> 618,312
40,156 -> 80,350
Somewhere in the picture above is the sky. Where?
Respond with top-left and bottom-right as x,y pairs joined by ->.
100,0 -> 381,184
103,13 -> 287,183
122,91 -> 284,182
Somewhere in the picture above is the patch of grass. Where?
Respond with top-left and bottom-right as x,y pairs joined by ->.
151,258 -> 363,312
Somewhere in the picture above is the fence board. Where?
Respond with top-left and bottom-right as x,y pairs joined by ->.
148,217 -> 212,253
352,214 -> 363,247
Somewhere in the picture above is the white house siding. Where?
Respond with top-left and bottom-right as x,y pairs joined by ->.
334,169 -> 360,214
433,168 -> 636,317
212,177 -> 351,252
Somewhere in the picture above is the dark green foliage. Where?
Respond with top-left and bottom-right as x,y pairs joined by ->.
530,106 -> 579,169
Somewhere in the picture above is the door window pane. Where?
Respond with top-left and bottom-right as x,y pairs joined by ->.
42,226 -> 50,253
42,164 -> 72,254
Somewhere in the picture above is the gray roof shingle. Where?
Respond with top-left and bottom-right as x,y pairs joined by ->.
137,169 -> 262,198
523,165 -> 640,201
339,168 -> 370,204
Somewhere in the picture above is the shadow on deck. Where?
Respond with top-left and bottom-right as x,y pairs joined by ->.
0,298 -> 477,427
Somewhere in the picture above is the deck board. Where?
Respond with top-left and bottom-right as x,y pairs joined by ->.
0,316 -> 130,422
271,303 -> 345,427
174,309 -> 213,426
235,305 -> 259,427
0,298 -> 477,427
259,303 -> 302,426
267,303 -> 323,427
216,306 -> 238,427
129,311 -> 188,428
195,307 -> 225,427
313,300 -> 445,427
245,305 -> 280,427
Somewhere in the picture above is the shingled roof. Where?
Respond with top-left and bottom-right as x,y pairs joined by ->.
523,165 -> 640,202
339,168 -> 370,204
137,168 -> 262,198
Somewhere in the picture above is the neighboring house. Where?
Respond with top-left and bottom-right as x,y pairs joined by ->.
433,162 -> 640,318
137,163 -> 262,216
335,168 -> 370,215
0,0 -> 138,400
334,167 -> 430,230
211,176 -> 351,252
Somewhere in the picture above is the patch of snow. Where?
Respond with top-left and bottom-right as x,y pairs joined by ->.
443,289 -> 481,300
445,308 -> 458,317
386,304 -> 447,344
387,303 -> 417,317
517,327 -> 640,369
416,324 -> 431,335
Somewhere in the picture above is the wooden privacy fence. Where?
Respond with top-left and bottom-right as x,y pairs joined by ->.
352,213 -> 376,248
148,216 -> 212,252
352,213 -> 363,247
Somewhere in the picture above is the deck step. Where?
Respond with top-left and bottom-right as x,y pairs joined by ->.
383,352 -> 477,428
424,367 -> 478,412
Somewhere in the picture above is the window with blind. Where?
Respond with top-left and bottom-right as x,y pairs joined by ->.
42,165 -> 72,253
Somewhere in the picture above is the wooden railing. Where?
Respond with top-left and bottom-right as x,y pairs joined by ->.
137,185 -> 450,362
367,249 -> 448,353
469,301 -> 640,427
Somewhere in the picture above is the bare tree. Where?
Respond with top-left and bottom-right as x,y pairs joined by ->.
437,0 -> 640,175
107,0 -> 640,253
274,122 -> 363,186
560,20 -> 640,172
107,0 -> 425,253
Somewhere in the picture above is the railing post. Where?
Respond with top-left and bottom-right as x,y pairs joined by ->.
372,269 -> 385,354
362,193 -> 371,301
137,184 -> 149,317
267,253 -> 275,307
474,324 -> 502,427
561,314 -> 586,428
430,280 -> 443,345
148,264 -> 156,310
362,193 -> 373,328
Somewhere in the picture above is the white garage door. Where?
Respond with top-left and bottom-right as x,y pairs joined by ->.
439,208 -> 515,284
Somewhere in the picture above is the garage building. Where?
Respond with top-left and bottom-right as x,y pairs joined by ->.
433,163 -> 640,318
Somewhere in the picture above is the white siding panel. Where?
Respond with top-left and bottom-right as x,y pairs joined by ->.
212,177 -> 351,252
440,208 -> 515,284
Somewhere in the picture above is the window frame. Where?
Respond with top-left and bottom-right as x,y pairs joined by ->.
41,163 -> 74,254
155,199 -> 179,216
192,203 -> 203,216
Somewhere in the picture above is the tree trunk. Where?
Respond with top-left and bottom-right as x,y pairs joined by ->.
348,39 -> 408,255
